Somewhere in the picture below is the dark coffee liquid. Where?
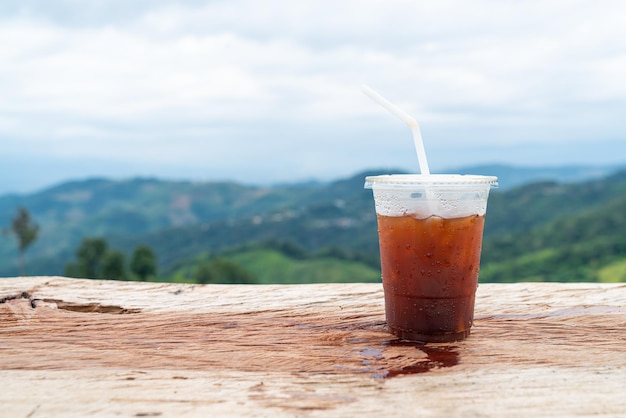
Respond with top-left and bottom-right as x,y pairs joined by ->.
377,214 -> 485,342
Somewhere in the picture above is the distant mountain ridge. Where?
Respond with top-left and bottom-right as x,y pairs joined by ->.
1,163 -> 625,282
443,163 -> 621,190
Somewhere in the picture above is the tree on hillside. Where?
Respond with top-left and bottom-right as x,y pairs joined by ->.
195,258 -> 256,284
194,262 -> 216,284
102,250 -> 128,281
65,239 -> 157,281
7,207 -> 39,276
130,245 -> 157,281
66,237 -> 109,279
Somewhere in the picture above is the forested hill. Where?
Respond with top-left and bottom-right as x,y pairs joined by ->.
0,170 -> 383,277
1,165 -> 625,283
480,169 -> 626,282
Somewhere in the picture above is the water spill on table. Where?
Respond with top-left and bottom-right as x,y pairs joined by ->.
356,338 -> 461,379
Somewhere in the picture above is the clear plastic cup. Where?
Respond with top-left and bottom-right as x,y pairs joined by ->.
365,174 -> 498,342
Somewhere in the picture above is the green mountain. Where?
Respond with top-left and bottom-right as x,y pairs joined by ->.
165,247 -> 381,285
481,170 -> 626,282
1,165 -> 625,283
0,170 -> 385,277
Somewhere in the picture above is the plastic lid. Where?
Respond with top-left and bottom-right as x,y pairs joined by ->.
364,174 -> 498,189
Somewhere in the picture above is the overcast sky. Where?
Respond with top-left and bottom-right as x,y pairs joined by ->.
2,0 -> 626,193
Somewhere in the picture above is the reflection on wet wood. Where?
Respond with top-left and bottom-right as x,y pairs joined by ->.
1,277 -> 626,417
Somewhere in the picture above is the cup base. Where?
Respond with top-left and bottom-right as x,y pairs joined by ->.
389,326 -> 471,343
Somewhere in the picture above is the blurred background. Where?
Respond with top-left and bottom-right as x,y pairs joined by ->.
1,0 -> 625,283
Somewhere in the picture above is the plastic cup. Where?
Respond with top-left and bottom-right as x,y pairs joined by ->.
365,174 -> 498,342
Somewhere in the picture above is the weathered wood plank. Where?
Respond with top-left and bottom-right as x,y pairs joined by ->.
1,277 -> 626,417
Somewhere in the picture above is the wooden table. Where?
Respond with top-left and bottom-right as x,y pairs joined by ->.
1,277 -> 625,417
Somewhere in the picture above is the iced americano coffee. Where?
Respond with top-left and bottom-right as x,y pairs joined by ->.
366,174 -> 497,342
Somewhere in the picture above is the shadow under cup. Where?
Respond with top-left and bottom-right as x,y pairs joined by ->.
365,174 -> 498,343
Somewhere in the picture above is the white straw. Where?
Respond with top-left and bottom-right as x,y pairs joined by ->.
361,84 -> 430,176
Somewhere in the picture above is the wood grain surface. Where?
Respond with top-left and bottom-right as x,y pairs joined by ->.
1,277 -> 626,417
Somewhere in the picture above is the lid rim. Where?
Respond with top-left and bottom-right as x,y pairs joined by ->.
364,174 -> 498,186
